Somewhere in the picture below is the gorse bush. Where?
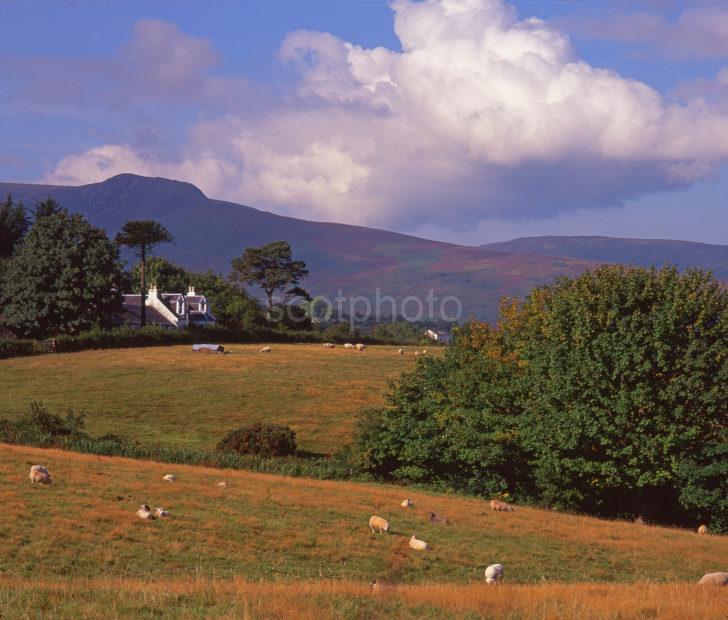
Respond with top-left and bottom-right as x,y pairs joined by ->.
218,422 -> 298,457
355,265 -> 728,530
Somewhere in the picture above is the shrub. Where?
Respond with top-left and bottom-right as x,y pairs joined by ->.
217,422 -> 297,457
0,337 -> 35,359
2,401 -> 88,443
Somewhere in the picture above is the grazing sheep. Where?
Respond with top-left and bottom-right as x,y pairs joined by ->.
397,349 -> 403,355
355,343 -> 366,351
162,474 -> 177,482
323,343 -> 335,348
154,507 -> 170,518
29,465 -> 52,485
429,511 -> 449,525
414,351 -> 421,357
217,481 -> 229,488
421,349 -> 427,355
489,499 -> 515,512
408,535 -> 429,551
136,504 -> 154,520
697,524 -> 708,535
259,346 -> 272,353
369,515 -> 390,534
485,563 -> 504,584
344,343 -> 355,349
401,498 -> 414,508
697,572 -> 728,586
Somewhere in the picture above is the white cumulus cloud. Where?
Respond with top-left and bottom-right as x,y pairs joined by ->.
45,0 -> 728,229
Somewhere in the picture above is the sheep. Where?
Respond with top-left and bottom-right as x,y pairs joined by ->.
397,349 -> 403,355
136,504 -> 154,520
414,351 -> 421,357
323,343 -> 335,348
162,474 -> 177,482
355,343 -> 366,351
485,563 -> 504,584
401,498 -> 414,508
697,524 -> 708,535
408,535 -> 429,551
369,515 -> 390,534
29,465 -> 52,485
429,511 -> 449,525
217,481 -> 229,488
259,346 -> 272,353
489,499 -> 515,512
154,507 -> 170,518
344,343 -> 355,349
421,349 -> 427,355
369,579 -> 395,594
697,572 -> 728,586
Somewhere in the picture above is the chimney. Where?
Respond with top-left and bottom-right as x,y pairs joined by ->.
188,286 -> 195,296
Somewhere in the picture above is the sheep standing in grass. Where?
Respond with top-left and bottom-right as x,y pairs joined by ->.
485,563 -> 504,584
397,349 -> 403,355
369,515 -> 390,534
155,507 -> 170,518
259,346 -> 272,353
217,481 -> 229,488
489,499 -> 514,512
29,465 -> 52,485
162,474 -> 177,482
136,504 -> 154,520
697,572 -> 728,586
697,524 -> 708,535
409,535 -> 429,550
323,343 -> 335,349
401,498 -> 414,508
414,351 -> 421,358
429,511 -> 449,525
344,343 -> 354,349
355,343 -> 366,351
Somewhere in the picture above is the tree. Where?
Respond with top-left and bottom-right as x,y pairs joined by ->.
0,194 -> 29,259
230,241 -> 309,321
0,203 -> 123,338
115,221 -> 174,327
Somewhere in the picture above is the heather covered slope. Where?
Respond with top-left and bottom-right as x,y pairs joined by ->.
0,174 -> 596,320
482,236 -> 728,281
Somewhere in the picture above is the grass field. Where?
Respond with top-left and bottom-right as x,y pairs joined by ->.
0,445 -> 726,618
0,344 -> 429,454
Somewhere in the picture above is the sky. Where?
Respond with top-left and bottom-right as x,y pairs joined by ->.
1,0 -> 728,245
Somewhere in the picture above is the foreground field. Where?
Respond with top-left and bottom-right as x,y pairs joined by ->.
0,344 -> 428,453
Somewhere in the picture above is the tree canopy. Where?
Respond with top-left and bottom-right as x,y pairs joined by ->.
0,195 -> 29,260
1,202 -> 123,338
355,265 -> 728,529
230,241 -> 309,321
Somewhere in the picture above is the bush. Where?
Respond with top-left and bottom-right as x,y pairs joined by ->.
217,422 -> 298,457
1,401 -> 88,443
0,337 -> 35,359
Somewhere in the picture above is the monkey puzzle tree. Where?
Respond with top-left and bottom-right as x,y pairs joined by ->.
115,220 -> 174,327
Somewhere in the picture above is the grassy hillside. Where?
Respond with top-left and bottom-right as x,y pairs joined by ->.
0,444 -> 726,618
0,344 -> 431,454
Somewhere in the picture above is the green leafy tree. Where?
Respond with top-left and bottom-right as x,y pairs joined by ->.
230,241 -> 309,321
115,221 -> 174,327
0,194 -> 29,259
1,202 -> 123,338
130,257 -> 260,329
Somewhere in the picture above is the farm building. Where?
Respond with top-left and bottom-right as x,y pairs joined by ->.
424,329 -> 452,344
119,286 -> 216,329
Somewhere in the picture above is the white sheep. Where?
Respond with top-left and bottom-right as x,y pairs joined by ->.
369,515 -> 390,534
344,343 -> 355,349
217,481 -> 229,488
489,499 -> 515,512
397,349 -> 403,355
154,507 -> 170,518
414,351 -> 421,357
355,343 -> 366,351
323,343 -> 335,348
421,349 -> 427,355
697,572 -> 728,586
29,465 -> 52,485
485,563 -> 504,584
408,535 -> 429,551
136,504 -> 154,520
259,346 -> 272,353
401,498 -> 414,508
697,524 -> 708,535
162,474 -> 177,482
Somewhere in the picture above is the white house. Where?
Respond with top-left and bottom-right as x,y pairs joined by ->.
424,328 -> 452,344
120,286 -> 216,329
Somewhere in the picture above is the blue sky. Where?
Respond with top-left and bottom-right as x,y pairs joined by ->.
2,0 -> 728,245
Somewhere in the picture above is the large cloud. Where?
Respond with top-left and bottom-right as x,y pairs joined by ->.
46,0 -> 728,228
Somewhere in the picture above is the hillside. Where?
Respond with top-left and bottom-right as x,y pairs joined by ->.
0,344 -> 429,454
0,174 -> 597,321
0,443 -> 726,618
482,236 -> 728,281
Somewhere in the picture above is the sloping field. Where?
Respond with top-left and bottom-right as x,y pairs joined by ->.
0,444 -> 726,619
0,344 -> 429,454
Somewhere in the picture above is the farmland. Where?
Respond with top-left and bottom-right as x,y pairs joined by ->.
0,344 -> 431,454
1,444 -> 726,618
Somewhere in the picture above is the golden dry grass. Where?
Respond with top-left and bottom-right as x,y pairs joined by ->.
0,344 -> 432,453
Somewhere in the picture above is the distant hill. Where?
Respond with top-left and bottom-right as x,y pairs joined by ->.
0,174 -> 597,321
482,236 -> 728,281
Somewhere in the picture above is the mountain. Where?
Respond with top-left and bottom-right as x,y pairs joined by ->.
0,174 -> 600,321
482,236 -> 728,281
